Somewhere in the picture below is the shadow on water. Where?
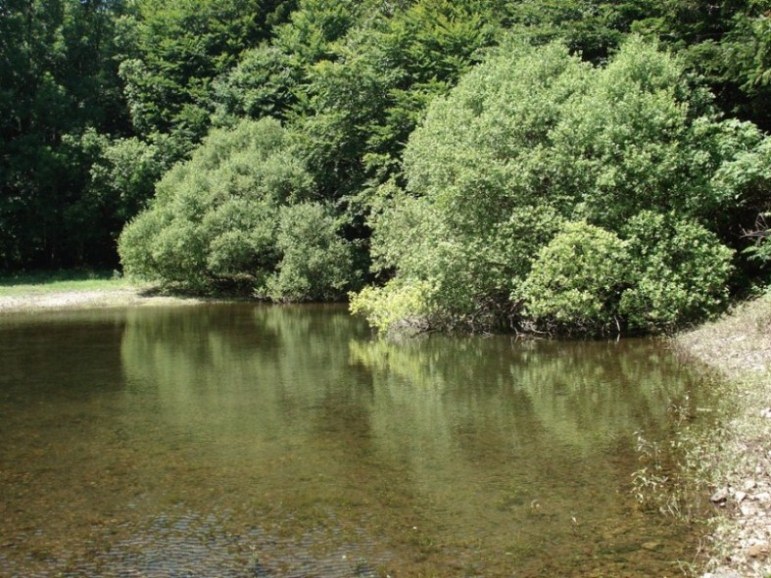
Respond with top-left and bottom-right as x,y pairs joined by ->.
0,304 -> 713,577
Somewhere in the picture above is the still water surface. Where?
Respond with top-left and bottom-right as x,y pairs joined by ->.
0,304 -> 711,577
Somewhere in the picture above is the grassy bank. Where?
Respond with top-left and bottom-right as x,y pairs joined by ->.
0,270 -> 132,296
0,270 -> 208,313
677,294 -> 771,577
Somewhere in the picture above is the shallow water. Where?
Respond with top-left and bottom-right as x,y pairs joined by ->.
0,304 -> 710,577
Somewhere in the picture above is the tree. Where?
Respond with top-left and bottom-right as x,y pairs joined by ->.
288,0 -> 505,201
0,0 -> 128,270
118,118 -> 359,300
503,0 -> 661,62
351,37 -> 767,334
633,0 -> 771,131
118,0 -> 285,144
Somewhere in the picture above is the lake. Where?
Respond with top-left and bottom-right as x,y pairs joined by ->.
0,303 -> 712,577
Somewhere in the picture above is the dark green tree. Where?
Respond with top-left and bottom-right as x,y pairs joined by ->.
633,0 -> 771,130
0,0 -> 128,269
117,0 -> 286,145
289,0 -> 505,201
502,0 -> 662,62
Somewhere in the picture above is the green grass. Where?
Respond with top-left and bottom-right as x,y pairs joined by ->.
0,270 -> 134,297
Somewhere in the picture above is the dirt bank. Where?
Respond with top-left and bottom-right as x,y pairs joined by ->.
677,294 -> 771,578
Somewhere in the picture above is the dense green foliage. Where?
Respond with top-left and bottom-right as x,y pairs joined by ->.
118,118 -> 357,299
0,0 -> 127,268
520,222 -> 631,334
351,38 -> 764,333
0,0 -> 292,271
3,0 -> 771,332
521,216 -> 734,334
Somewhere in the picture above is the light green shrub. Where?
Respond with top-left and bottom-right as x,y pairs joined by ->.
351,36 -> 764,334
203,199 -> 279,279
119,118 -> 360,299
349,280 -> 436,334
620,212 -> 735,331
117,209 -> 169,282
521,221 -> 630,334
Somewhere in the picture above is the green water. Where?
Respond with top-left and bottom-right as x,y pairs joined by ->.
0,304 -> 710,577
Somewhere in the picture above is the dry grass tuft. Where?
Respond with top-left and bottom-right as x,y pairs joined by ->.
679,295 -> 771,380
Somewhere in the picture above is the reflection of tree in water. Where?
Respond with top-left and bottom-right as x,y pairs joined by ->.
349,335 -> 700,453
347,334 -> 707,575
116,305 -> 389,567
120,303 -> 368,433
116,306 -> 706,576
119,303 -> 385,504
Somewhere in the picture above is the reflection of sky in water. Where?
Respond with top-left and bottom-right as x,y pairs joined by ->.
0,304 -> 710,577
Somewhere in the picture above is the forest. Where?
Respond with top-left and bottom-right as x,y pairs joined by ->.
2,0 -> 771,334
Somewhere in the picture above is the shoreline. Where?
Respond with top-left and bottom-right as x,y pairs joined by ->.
0,286 -> 208,314
676,294 -> 771,578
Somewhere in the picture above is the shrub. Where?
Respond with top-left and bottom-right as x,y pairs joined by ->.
620,212 -> 735,331
203,199 -> 280,279
119,118 -> 359,300
351,36 -> 766,334
521,221 -> 630,334
263,202 -> 358,302
349,280 -> 436,334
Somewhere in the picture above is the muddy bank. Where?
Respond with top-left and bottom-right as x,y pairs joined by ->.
677,295 -> 771,577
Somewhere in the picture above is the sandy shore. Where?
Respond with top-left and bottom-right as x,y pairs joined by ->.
0,287 -> 206,314
677,295 -> 771,578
